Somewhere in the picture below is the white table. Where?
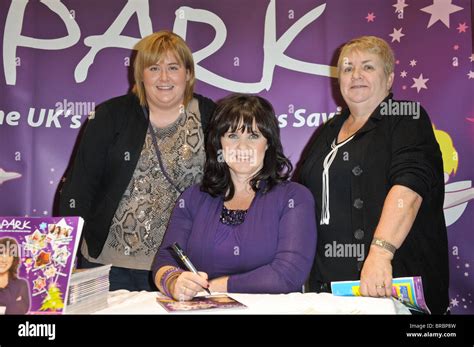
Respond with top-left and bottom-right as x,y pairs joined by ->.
96,290 -> 411,314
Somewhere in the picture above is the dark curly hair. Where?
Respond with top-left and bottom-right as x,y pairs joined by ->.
0,237 -> 20,280
201,93 -> 292,200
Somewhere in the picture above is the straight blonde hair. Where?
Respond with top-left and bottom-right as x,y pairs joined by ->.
132,31 -> 195,107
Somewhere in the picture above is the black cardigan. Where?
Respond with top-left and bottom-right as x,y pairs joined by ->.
58,93 -> 216,258
297,94 -> 449,314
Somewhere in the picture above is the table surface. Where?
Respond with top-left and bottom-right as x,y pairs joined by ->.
95,291 -> 411,314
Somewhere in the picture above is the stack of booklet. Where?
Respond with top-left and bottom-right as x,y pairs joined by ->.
65,264 -> 112,314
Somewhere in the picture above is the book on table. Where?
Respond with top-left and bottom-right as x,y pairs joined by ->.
0,216 -> 83,314
156,294 -> 247,312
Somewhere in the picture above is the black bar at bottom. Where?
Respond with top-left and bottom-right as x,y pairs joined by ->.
0,314 -> 473,345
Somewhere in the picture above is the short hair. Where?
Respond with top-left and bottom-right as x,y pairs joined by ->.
132,30 -> 195,107
337,36 -> 395,78
201,94 -> 293,200
0,237 -> 20,280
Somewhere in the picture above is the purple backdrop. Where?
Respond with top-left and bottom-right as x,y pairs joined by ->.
0,0 -> 472,313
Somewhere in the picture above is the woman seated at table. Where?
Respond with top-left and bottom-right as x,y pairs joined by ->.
152,94 -> 316,301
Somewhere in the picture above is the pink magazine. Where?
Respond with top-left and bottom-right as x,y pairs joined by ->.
156,294 -> 247,313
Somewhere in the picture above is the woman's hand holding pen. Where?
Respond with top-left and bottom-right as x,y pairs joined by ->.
169,271 -> 210,301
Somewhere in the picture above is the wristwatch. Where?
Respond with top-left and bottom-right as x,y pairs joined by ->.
371,237 -> 397,255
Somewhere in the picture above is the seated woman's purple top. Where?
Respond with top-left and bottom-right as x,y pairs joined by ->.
152,181 -> 317,294
0,278 -> 30,314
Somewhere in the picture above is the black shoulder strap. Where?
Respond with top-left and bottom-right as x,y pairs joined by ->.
194,93 -> 216,133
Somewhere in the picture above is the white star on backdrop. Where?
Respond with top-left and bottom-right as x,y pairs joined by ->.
400,71 -> 407,78
468,71 -> 474,79
470,54 -> 474,62
451,298 -> 459,307
389,28 -> 405,42
0,168 -> 21,185
420,0 -> 463,28
409,59 -> 417,67
393,0 -> 408,13
411,73 -> 429,92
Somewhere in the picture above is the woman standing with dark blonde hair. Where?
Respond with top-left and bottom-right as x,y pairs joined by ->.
59,31 -> 216,291
0,237 -> 30,314
298,36 -> 449,314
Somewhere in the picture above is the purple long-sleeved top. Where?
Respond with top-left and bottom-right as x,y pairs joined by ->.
152,181 -> 316,294
0,278 -> 30,314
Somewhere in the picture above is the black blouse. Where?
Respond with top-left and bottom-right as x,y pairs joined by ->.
308,135 -> 365,284
297,94 -> 449,314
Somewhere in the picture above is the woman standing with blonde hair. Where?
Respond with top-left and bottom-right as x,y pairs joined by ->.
298,36 -> 449,314
59,31 -> 216,291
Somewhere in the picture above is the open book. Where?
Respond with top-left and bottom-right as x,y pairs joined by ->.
331,276 -> 430,314
156,294 -> 247,312
0,217 -> 83,314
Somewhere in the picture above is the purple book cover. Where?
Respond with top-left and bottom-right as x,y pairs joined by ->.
0,217 -> 83,314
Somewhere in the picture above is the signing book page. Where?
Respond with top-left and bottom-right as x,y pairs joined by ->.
156,294 -> 247,312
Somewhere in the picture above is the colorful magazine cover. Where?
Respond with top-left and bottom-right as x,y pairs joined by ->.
0,217 -> 83,314
156,294 -> 247,313
330,276 -> 431,314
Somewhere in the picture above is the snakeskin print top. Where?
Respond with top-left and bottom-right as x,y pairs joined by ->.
81,99 -> 205,270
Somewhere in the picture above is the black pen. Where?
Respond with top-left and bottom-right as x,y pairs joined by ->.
171,242 -> 211,295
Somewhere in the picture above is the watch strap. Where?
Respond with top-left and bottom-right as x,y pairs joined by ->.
371,237 -> 397,255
